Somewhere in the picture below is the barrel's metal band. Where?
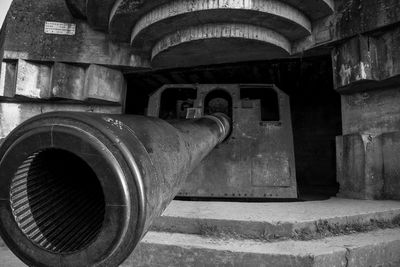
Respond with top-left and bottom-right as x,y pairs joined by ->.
202,115 -> 228,143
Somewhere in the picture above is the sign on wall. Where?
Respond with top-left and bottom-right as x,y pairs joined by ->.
44,21 -> 76,36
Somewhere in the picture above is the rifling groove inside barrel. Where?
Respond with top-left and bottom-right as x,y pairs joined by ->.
10,148 -> 106,254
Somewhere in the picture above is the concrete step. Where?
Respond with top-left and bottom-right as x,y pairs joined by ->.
151,198 -> 400,241
3,227 -> 400,267
124,228 -> 400,267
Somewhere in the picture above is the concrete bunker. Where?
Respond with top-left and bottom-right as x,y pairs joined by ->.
125,56 -> 342,199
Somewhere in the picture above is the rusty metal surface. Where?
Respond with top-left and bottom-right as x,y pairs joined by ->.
0,112 -> 230,266
148,84 -> 297,198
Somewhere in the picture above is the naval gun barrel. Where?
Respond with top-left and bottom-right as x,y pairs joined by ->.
0,112 -> 230,267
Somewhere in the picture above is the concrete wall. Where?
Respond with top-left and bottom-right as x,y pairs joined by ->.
3,0 -> 148,69
332,0 -> 400,200
341,87 -> 400,135
0,1 -> 135,142
337,129 -> 400,200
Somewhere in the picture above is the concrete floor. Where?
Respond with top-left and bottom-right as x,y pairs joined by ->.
161,197 -> 400,223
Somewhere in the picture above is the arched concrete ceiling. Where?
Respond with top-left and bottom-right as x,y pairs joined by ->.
66,0 -> 334,68
131,0 -> 311,55
108,0 -> 333,41
151,23 -> 291,68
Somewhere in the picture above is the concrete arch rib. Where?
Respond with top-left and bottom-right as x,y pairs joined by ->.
279,0 -> 334,20
130,0 -> 311,54
151,23 -> 292,68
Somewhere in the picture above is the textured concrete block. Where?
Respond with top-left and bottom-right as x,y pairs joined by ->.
3,0 -> 149,69
336,133 -> 383,199
0,102 -> 122,139
337,130 -> 400,200
124,229 -> 400,267
15,59 -> 51,99
340,87 -> 400,135
382,131 -> 400,199
51,62 -> 86,100
0,102 -> 42,139
333,27 -> 400,91
85,64 -> 125,103
0,61 -> 17,97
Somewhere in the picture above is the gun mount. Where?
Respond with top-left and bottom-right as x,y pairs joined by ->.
0,112 -> 230,266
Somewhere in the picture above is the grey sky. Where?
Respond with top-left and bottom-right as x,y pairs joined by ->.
0,0 -> 13,28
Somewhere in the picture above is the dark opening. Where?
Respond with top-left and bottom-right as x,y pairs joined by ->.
204,89 -> 232,118
10,149 -> 105,253
159,88 -> 197,120
240,87 -> 280,121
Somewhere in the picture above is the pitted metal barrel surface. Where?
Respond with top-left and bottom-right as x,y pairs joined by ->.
0,112 -> 230,267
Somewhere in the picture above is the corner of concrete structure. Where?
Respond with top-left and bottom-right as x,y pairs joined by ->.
336,133 -> 384,200
334,74 -> 400,200
336,129 -> 400,200
382,131 -> 400,200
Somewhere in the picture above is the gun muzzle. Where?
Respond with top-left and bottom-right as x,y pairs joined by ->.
0,112 -> 230,267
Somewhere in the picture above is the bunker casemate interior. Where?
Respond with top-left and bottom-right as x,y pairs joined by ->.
0,0 -> 400,266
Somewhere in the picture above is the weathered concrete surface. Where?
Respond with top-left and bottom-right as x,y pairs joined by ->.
336,134 -> 383,200
3,0 -> 149,69
340,87 -> 400,136
332,29 -> 400,91
334,0 -> 400,41
337,130 -> 400,200
85,64 -> 125,103
15,59 -> 52,99
131,0 -> 312,55
151,23 -> 291,68
124,228 -> 400,266
0,61 -> 16,97
0,59 -> 126,140
3,228 -> 400,267
63,0 -> 334,67
51,62 -> 86,100
0,102 -> 122,139
332,25 -> 400,200
151,198 -> 400,239
336,85 -> 400,200
65,0 -> 87,19
107,0 -> 333,43
86,0 -> 116,29
1,59 -> 126,103
382,132 -> 400,200
295,0 -> 400,58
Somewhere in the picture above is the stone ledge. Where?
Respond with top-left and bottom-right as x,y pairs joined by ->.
125,228 -> 400,267
151,198 -> 400,240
